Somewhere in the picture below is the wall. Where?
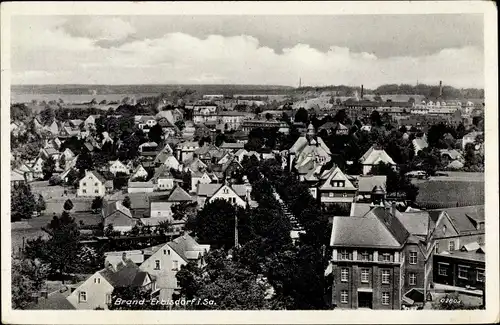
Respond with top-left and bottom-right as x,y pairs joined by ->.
150,202 -> 174,218
139,244 -> 186,300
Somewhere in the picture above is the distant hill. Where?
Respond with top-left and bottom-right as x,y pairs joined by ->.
11,84 -> 294,96
293,83 -> 484,100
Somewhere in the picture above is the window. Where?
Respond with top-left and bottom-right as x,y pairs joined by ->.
361,269 -> 369,283
438,263 -> 448,276
163,249 -> 167,255
154,260 -> 161,270
340,250 -> 349,260
382,253 -> 391,262
94,182 -> 98,186
477,268 -> 485,282
409,252 -> 417,264
435,242 -> 440,254
341,268 -> 349,282
94,190 -> 98,194
381,270 -> 390,284
442,225 -> 447,234
329,192 -> 334,198
172,260 -> 179,271
83,189 -> 87,194
223,188 -> 229,194
94,278 -> 100,284
79,291 -> 87,302
381,292 -> 390,305
83,182 -> 87,186
340,290 -> 348,303
106,294 -> 112,304
409,273 -> 417,285
360,251 -> 370,261
458,266 -> 468,279
449,241 -> 455,251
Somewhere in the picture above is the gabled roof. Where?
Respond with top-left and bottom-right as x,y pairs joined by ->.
397,212 -> 431,236
100,259 -> 150,288
152,165 -> 174,181
349,202 -> 373,217
103,201 -> 133,219
360,146 -> 396,165
167,234 -> 210,263
166,186 -> 193,202
437,205 -> 484,233
319,167 -> 356,191
86,170 -> 107,184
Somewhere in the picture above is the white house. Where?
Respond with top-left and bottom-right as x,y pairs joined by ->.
139,235 -> 209,301
109,160 -> 130,176
190,171 -> 212,193
196,183 -> 250,208
149,186 -> 193,219
127,181 -> 155,193
77,170 -> 107,197
360,146 -> 396,175
152,165 -> 176,191
130,165 -> 149,180
84,115 -> 100,130
31,156 -> 45,179
67,258 -> 155,310
462,131 -> 483,149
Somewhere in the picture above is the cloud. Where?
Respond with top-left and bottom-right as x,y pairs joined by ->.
10,26 -> 484,88
61,16 -> 136,43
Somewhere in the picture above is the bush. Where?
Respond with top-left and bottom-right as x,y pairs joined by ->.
49,175 -> 62,186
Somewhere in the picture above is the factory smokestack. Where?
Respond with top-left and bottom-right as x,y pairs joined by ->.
439,81 -> 443,97
361,85 -> 364,100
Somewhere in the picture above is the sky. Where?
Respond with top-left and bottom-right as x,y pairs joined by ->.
10,14 -> 484,88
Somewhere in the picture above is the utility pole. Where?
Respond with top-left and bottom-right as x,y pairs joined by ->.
234,212 -> 239,248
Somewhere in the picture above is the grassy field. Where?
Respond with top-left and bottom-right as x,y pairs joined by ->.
11,212 -> 102,255
415,180 -> 484,208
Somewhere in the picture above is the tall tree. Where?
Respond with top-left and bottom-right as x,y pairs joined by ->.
294,108 -> 308,124
42,156 -> 56,180
11,183 -> 37,221
75,147 -> 94,177
148,123 -> 163,144
11,257 -> 49,309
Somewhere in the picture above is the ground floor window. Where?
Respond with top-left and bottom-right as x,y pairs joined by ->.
438,263 -> 448,276
477,268 -> 485,282
381,292 -> 390,305
340,290 -> 348,303
458,265 -> 469,279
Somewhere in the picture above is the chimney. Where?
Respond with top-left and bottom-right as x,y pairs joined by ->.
361,85 -> 364,100
391,202 -> 398,217
439,81 -> 443,97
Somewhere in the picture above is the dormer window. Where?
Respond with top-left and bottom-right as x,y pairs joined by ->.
360,251 -> 370,261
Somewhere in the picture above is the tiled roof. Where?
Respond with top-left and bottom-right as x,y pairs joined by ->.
100,260 -> 150,288
397,212 -> 431,236
167,186 -> 193,202
168,234 -> 210,263
350,203 -> 373,217
330,215 -> 404,249
28,287 -> 77,310
319,167 -> 356,191
103,201 -> 133,219
438,205 -> 484,233
88,170 -> 107,184
128,181 -> 155,188
355,175 -> 387,192
361,146 -> 396,165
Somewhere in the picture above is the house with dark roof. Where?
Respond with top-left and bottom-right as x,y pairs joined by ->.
428,205 -> 485,255
67,257 -> 156,310
327,205 -> 411,310
102,200 -> 137,233
139,234 -> 209,301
